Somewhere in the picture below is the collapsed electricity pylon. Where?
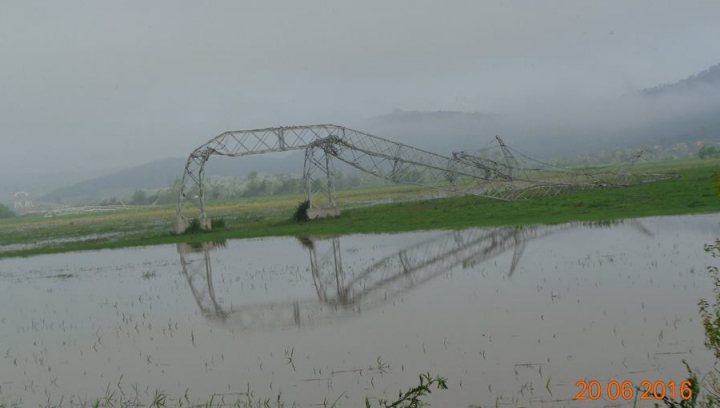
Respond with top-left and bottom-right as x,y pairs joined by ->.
176,125 -> 680,233
176,125 -> 508,233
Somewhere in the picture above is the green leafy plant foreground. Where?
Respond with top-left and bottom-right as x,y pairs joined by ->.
365,374 -> 448,408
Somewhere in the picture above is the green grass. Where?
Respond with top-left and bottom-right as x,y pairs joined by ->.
1,159 -> 719,259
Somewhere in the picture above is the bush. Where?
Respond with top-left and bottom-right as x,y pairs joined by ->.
182,218 -> 225,234
131,189 -> 148,205
293,200 -> 311,222
699,146 -> 720,159
185,218 -> 203,234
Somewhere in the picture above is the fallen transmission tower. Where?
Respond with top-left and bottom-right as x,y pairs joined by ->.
176,125 -> 512,233
176,125 -> 679,233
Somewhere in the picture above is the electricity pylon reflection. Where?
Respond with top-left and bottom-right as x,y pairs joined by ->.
177,221 -> 651,330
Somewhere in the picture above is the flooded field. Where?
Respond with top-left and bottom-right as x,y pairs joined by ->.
1,214 -> 719,407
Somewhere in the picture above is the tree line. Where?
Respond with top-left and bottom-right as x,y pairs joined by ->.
99,170 -> 389,206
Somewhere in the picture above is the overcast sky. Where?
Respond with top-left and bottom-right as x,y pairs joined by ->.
2,1 -> 720,174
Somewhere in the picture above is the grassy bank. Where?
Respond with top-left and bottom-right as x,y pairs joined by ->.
1,159 -> 719,258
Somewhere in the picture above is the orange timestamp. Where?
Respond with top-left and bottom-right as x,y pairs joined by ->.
575,380 -> 693,401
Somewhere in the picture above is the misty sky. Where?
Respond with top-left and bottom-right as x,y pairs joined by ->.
2,1 -> 720,175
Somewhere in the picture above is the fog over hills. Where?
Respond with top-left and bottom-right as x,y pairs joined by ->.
361,63 -> 720,159
644,63 -> 720,95
5,1 -> 720,208
18,61 -> 720,205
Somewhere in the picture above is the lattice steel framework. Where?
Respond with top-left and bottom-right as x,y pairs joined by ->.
452,136 -> 680,200
176,125 -> 343,232
176,125 -> 680,232
13,191 -> 34,210
175,125 -> 538,232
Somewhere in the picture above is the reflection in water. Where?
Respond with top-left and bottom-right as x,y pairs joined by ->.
582,219 -> 655,236
177,221 -> 652,330
177,240 -> 228,320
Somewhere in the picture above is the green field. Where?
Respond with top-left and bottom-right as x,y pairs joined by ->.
1,159 -> 719,259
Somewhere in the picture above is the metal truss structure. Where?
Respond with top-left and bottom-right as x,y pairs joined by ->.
176,125 -> 680,232
13,191 -> 34,210
452,136 -> 680,200
175,124 -> 504,232
176,223 -> 590,330
11,191 -> 41,216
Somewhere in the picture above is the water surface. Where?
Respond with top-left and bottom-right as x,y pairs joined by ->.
0,214 -> 718,407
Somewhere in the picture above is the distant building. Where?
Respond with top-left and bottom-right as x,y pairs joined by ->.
13,191 -> 34,212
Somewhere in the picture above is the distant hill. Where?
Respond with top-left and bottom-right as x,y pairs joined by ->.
361,63 -> 720,159
0,169 -> 107,208
643,63 -> 720,95
635,63 -> 720,148
38,153 -> 304,204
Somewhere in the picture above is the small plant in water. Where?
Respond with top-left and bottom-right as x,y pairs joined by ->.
364,373 -> 448,408
141,270 -> 157,280
285,347 -> 296,371
150,389 -> 167,408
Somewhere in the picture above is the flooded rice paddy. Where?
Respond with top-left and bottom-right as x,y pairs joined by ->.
1,214 -> 719,407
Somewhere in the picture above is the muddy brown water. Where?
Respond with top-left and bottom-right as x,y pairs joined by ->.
0,214 -> 718,407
